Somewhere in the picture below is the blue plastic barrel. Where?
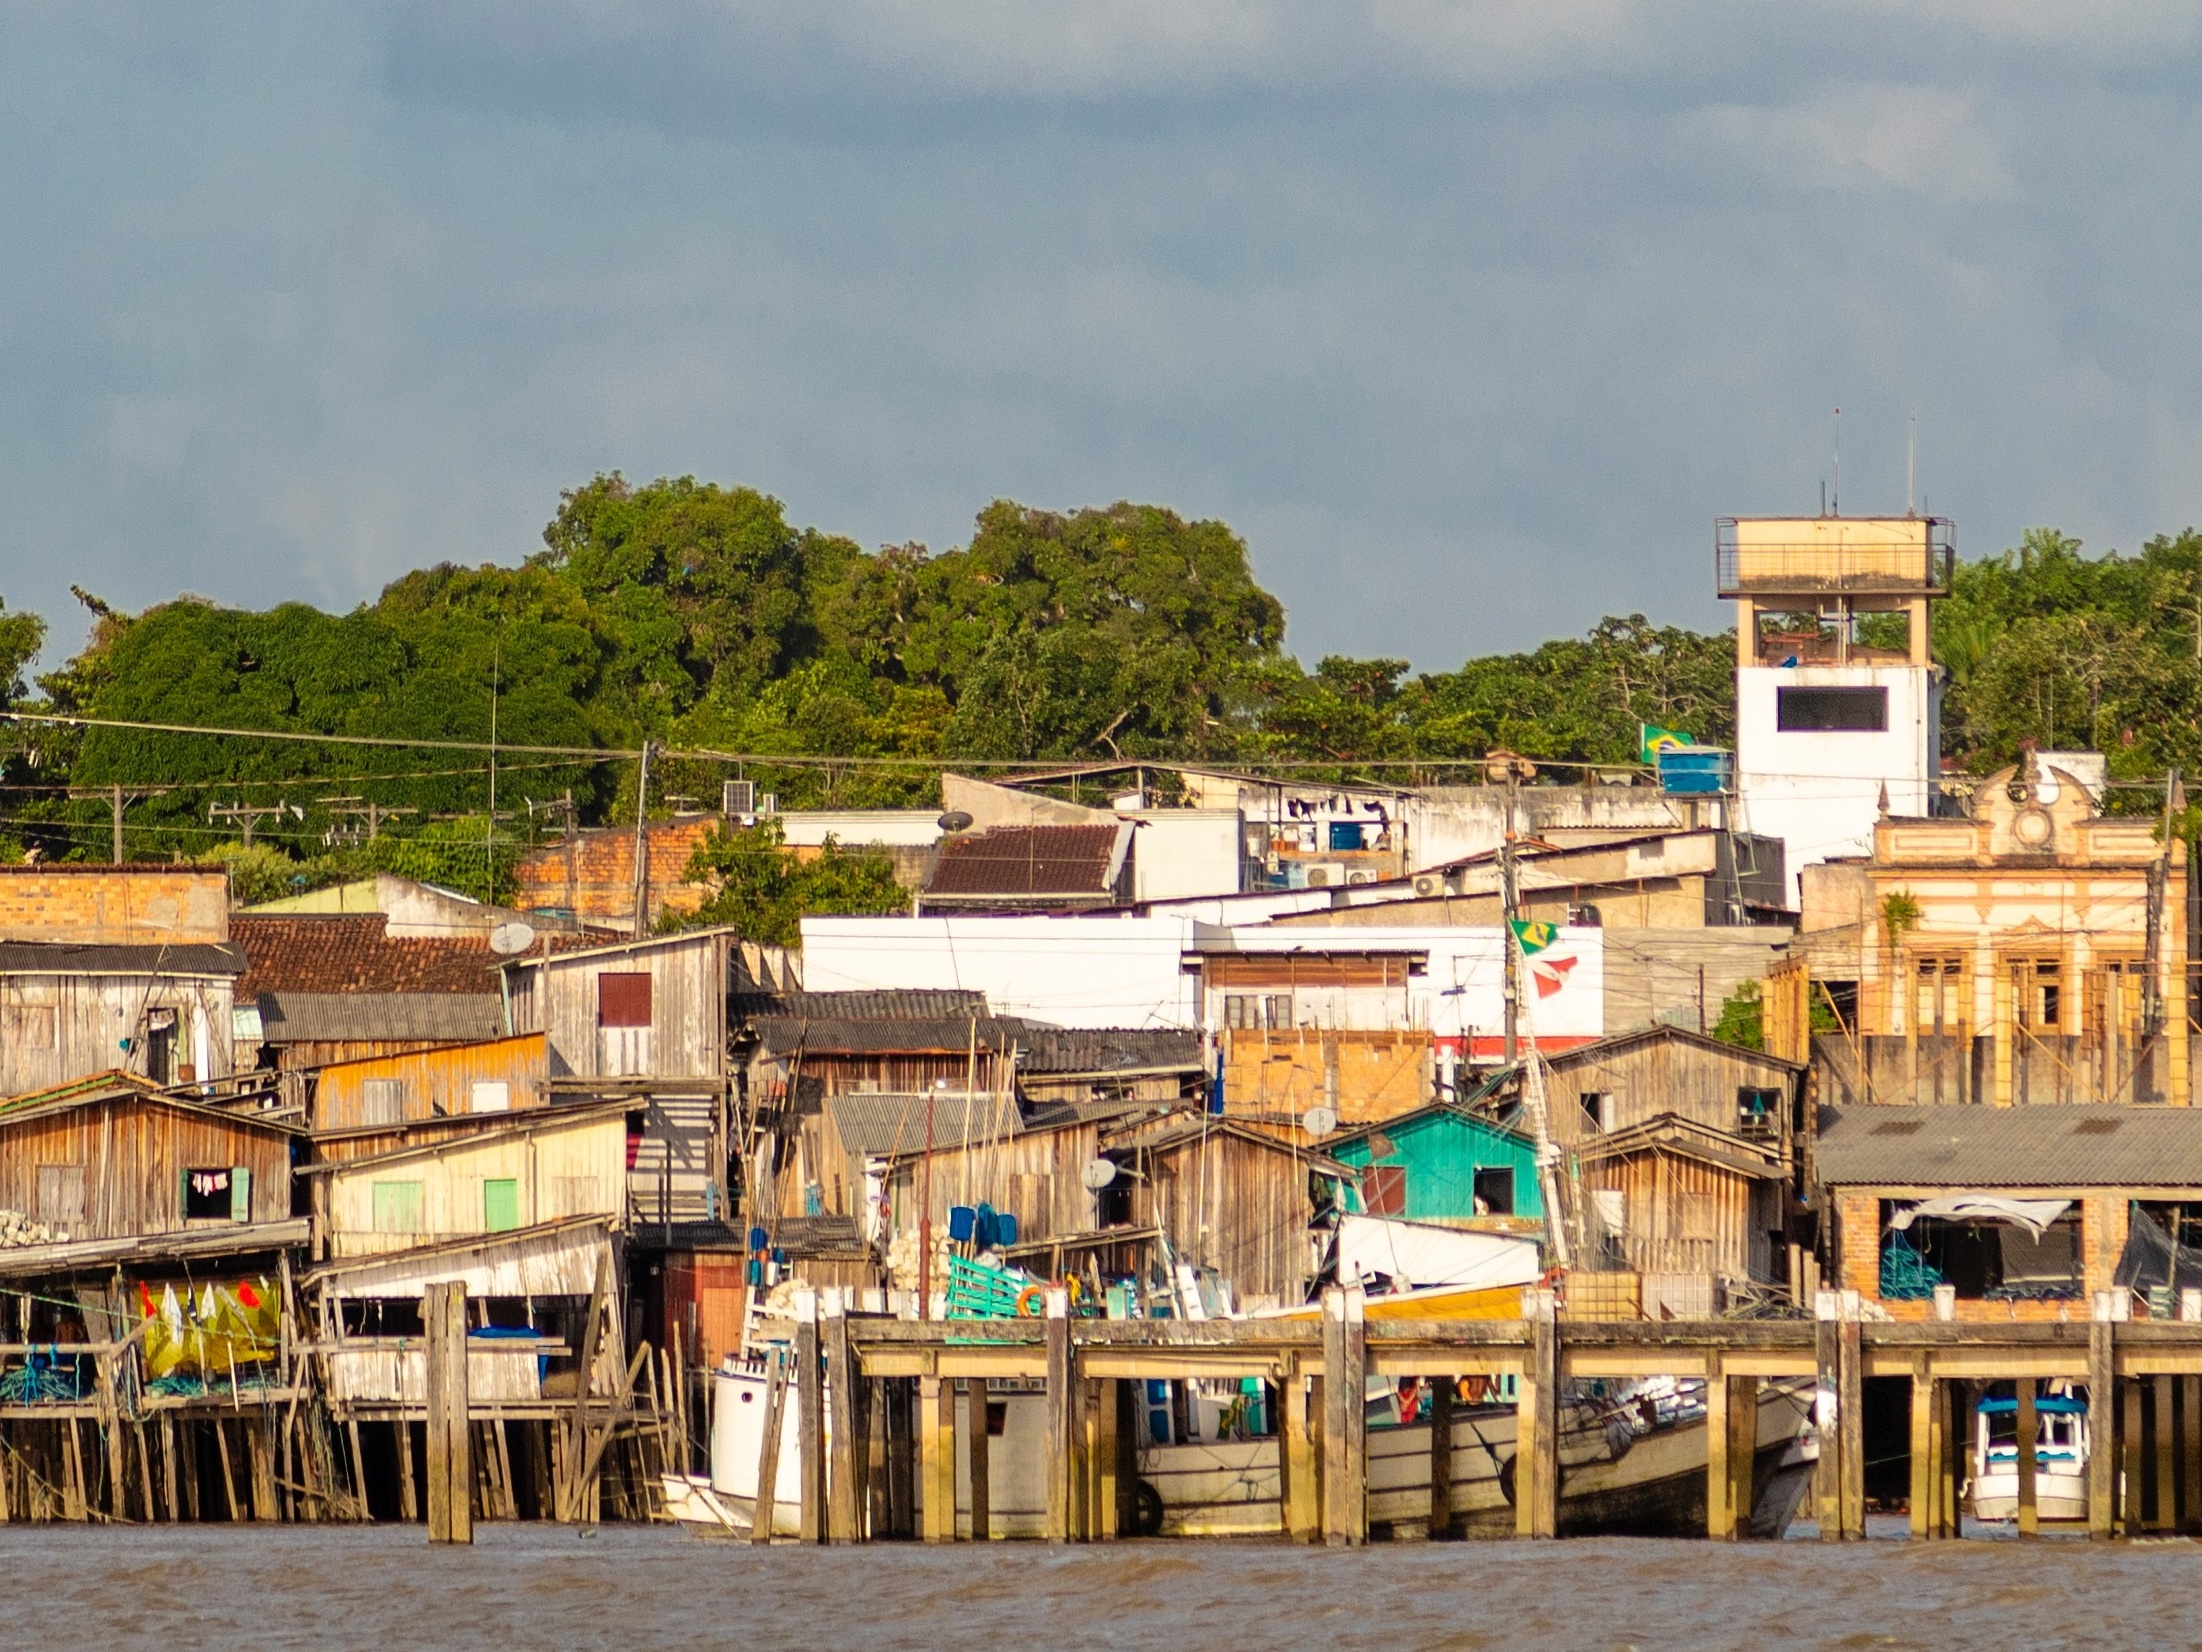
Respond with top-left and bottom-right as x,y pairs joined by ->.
947,1205 -> 977,1243
996,1212 -> 1019,1249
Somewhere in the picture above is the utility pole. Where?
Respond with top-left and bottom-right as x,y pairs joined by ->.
318,797 -> 417,845
69,783 -> 171,864
209,800 -> 293,847
1492,751 -> 1525,1067
631,741 -> 656,941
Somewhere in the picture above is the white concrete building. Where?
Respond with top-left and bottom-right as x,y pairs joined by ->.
1719,514 -> 1953,902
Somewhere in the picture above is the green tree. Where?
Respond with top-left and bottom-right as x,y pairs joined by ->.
675,818 -> 906,946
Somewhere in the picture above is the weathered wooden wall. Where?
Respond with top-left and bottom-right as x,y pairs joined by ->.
322,1111 -> 628,1256
511,933 -> 726,1081
1549,1033 -> 1796,1148
1139,1130 -> 1325,1308
312,1033 -> 549,1130
1581,1148 -> 1763,1281
0,1096 -> 291,1238
0,973 -> 236,1095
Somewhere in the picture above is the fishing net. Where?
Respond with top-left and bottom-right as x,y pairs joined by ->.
1879,1231 -> 1943,1301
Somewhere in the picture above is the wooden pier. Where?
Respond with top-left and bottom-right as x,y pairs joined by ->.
773,1286 -> 2202,1543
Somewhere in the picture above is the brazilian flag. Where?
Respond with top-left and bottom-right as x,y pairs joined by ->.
1510,919 -> 1561,955
1639,724 -> 1695,763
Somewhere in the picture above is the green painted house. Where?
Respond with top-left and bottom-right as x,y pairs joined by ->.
1330,1102 -> 1545,1226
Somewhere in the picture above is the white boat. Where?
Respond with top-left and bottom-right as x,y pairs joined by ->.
690,1348 -> 1817,1540
1968,1391 -> 2090,1522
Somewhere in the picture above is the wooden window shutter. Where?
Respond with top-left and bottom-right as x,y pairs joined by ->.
1363,1164 -> 1406,1217
230,1166 -> 252,1223
598,972 -> 653,1028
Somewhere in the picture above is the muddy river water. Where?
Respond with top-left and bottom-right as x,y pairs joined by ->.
4,1519 -> 2189,1650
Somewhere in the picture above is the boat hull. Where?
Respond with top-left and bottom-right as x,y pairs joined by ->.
703,1358 -> 1817,1540
1969,1467 -> 2089,1523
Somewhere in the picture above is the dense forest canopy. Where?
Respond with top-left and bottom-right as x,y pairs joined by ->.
3,479 -> 2198,893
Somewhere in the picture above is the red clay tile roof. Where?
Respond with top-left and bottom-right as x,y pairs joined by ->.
232,915 -> 503,997
926,824 -> 1127,900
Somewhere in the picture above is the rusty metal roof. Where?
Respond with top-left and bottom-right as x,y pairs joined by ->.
926,823 -> 1129,901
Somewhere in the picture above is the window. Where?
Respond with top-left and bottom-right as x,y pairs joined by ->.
361,1079 -> 404,1127
1914,955 -> 1967,1034
597,972 -> 653,1028
1473,1166 -> 1515,1216
372,1180 -> 424,1234
1223,994 -> 1292,1030
470,1080 -> 511,1114
1579,1091 -> 1613,1133
1776,686 -> 1888,732
1736,1088 -> 1782,1137
1362,1164 -> 1407,1216
183,1166 -> 247,1222
483,1178 -> 521,1233
2010,957 -> 2062,1029
35,1164 -> 84,1228
1883,1203 -> 2083,1301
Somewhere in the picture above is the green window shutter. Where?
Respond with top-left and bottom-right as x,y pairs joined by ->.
483,1178 -> 521,1233
230,1165 -> 251,1223
372,1181 -> 424,1235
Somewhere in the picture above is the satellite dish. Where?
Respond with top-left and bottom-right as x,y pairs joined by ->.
1081,1158 -> 1119,1191
937,811 -> 974,833
489,921 -> 538,956
1302,1106 -> 1338,1140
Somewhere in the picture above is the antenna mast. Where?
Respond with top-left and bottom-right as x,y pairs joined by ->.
1906,408 -> 1918,516
1831,406 -> 1841,517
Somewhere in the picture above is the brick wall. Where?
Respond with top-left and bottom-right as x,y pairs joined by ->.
0,867 -> 229,943
512,817 -> 722,929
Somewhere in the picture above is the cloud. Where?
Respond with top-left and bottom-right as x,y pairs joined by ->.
1689,83 -> 2018,201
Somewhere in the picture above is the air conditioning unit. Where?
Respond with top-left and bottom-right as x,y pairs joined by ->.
1411,873 -> 1444,897
1345,869 -> 1381,886
723,779 -> 755,817
1304,862 -> 1350,888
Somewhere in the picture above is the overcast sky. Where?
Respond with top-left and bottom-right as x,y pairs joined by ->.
6,2 -> 2202,672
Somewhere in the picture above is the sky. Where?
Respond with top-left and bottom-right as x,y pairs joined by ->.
6,2 -> 2202,674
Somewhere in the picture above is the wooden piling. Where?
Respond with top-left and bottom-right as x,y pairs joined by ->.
1427,1374 -> 1453,1540
2089,1307 -> 2116,1539
1908,1358 -> 1934,1540
825,1296 -> 861,1544
1517,1291 -> 1558,1540
424,1280 -> 472,1544
1321,1295 -> 1346,1544
396,1420 -> 418,1522
752,1346 -> 789,1545
2154,1373 -> 2177,1531
1814,1294 -> 1841,1541
1089,1377 -> 1115,1540
796,1304 -> 825,1544
1838,1308 -> 1865,1540
965,1376 -> 991,1542
2121,1378 -> 2144,1534
1708,1360 -> 1736,1541
2182,1376 -> 2201,1534
1044,1291 -> 1072,1544
917,1370 -> 947,1543
1281,1355 -> 1316,1543
2015,1377 -> 2038,1536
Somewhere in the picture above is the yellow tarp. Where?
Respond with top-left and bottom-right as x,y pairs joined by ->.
138,1278 -> 280,1379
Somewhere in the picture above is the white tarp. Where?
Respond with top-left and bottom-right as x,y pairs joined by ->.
1887,1196 -> 2072,1240
1335,1214 -> 1541,1291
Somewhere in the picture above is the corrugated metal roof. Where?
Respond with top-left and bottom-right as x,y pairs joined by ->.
259,991 -> 505,1045
826,1091 -> 1022,1156
1019,1026 -> 1203,1074
0,941 -> 246,976
750,1015 -> 1033,1055
734,989 -> 989,1022
1816,1105 -> 2202,1187
927,824 -> 1127,899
